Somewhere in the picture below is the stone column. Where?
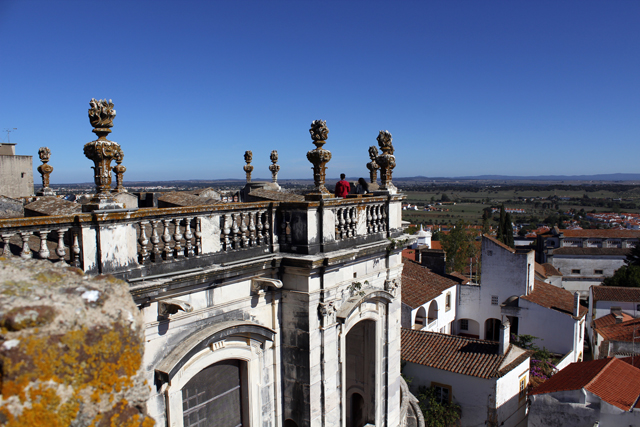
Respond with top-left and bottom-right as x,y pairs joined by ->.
375,130 -> 397,193
112,146 -> 127,193
366,145 -> 379,185
36,147 -> 55,196
305,120 -> 332,200
243,151 -> 253,183
82,98 -> 124,211
269,150 -> 280,184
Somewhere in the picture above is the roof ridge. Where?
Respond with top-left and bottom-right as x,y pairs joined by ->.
585,357 -> 616,390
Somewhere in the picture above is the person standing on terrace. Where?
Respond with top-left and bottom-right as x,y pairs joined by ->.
335,173 -> 350,198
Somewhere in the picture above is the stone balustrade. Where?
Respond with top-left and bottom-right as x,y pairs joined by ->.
0,195 -> 403,280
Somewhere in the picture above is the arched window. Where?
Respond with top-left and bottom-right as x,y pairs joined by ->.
428,300 -> 438,324
445,292 -> 451,311
414,307 -> 426,329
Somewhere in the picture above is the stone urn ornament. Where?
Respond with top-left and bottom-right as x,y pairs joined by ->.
36,147 -> 55,196
376,130 -> 396,192
305,120 -> 332,199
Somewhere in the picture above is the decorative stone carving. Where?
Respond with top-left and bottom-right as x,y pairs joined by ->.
318,300 -> 338,323
269,150 -> 280,183
384,278 -> 400,297
158,298 -> 193,318
83,99 -> 123,211
36,147 -> 55,196
376,130 -> 396,192
243,151 -> 253,183
251,277 -> 283,294
306,120 -> 332,199
366,145 -> 380,185
112,146 -> 127,193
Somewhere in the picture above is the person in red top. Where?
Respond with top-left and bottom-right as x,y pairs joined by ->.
335,173 -> 351,198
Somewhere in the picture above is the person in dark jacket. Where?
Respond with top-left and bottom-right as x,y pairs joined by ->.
335,173 -> 350,198
355,177 -> 369,194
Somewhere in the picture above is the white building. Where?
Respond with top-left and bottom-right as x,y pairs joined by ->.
587,286 -> 640,356
400,259 -> 458,333
457,236 -> 586,364
402,325 -> 531,427
529,357 -> 640,427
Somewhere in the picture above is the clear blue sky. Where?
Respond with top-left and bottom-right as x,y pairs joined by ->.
1,1 -> 638,183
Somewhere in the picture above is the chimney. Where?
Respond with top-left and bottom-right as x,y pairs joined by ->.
499,320 -> 511,355
573,292 -> 580,317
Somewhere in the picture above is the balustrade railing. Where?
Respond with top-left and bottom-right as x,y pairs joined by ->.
0,217 -> 81,267
0,195 -> 399,274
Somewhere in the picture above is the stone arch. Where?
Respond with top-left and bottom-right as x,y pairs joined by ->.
414,306 -> 426,328
427,300 -> 438,324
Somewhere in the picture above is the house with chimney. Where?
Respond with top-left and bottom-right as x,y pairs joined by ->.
529,357 -> 640,427
401,323 -> 531,427
587,286 -> 640,358
457,236 -> 587,365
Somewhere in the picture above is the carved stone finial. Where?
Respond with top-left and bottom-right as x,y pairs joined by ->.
269,150 -> 280,183
376,130 -> 396,192
306,120 -> 332,199
88,98 -> 116,136
243,150 -> 254,183
83,98 -> 123,211
112,147 -> 127,193
36,147 -> 55,196
366,145 -> 380,184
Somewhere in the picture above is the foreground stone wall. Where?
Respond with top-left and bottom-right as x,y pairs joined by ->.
0,256 -> 153,427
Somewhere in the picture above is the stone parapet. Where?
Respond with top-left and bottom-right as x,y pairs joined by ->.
0,256 -> 152,427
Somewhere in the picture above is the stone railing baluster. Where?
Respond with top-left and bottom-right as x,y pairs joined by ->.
173,218 -> 184,258
249,211 -> 257,247
240,212 -> 248,248
38,230 -> 50,260
195,217 -> 203,255
232,213 -> 240,250
184,217 -> 194,257
381,205 -> 388,232
1,233 -> 14,256
222,214 -> 232,251
256,210 -> 264,246
72,230 -> 81,267
55,229 -> 68,261
263,210 -> 271,245
150,220 -> 161,262
338,208 -> 345,240
162,219 -> 173,261
138,221 -> 150,264
350,207 -> 357,236
20,232 -> 33,259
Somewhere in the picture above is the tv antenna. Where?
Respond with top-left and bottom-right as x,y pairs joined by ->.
3,128 -> 17,143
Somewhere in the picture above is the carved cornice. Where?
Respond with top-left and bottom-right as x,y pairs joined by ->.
251,277 -> 283,294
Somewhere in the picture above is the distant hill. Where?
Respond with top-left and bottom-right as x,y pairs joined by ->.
395,173 -> 640,182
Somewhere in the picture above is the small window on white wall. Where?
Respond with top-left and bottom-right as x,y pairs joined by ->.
460,319 -> 469,331
491,295 -> 499,305
445,292 -> 451,311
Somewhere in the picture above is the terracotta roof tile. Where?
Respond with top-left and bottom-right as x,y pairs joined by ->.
593,312 -> 634,330
521,280 -> 586,319
592,286 -> 640,303
595,317 -> 640,342
532,358 -> 640,411
534,263 -> 547,279
553,247 -> 631,256
431,241 -> 442,250
401,329 -> 530,379
401,260 -> 458,309
402,249 -> 416,261
561,229 -> 640,239
542,263 -> 562,277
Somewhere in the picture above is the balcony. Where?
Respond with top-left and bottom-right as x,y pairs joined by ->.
0,195 -> 404,281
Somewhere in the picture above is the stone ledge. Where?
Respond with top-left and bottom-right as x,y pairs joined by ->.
0,256 -> 154,427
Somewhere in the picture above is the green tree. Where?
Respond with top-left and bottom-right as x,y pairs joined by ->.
440,220 -> 478,274
602,265 -> 640,288
440,193 -> 450,202
497,204 -> 506,242
416,386 -> 461,427
625,244 -> 640,267
503,212 -> 514,248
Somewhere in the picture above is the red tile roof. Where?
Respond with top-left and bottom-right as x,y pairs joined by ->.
484,235 -> 516,253
521,280 -> 586,319
401,329 -> 531,379
531,358 -> 640,411
431,241 -> 443,250
592,286 -> 640,303
401,260 -> 458,309
595,317 -> 640,342
534,262 -> 547,279
542,263 -> 562,277
448,271 -> 470,285
593,312 -> 634,330
402,249 -> 416,261
561,229 -> 640,239
553,248 -> 630,256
